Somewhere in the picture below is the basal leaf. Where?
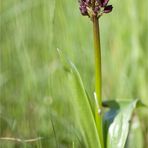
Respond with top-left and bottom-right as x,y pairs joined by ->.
57,49 -> 101,148
125,115 -> 143,148
103,99 -> 142,148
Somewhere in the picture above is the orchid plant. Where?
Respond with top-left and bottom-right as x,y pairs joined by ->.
0,0 -> 146,147
57,0 -> 144,148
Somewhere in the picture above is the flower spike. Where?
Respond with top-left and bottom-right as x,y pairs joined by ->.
79,0 -> 113,19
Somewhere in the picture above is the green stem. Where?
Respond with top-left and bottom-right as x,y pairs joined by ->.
93,17 -> 102,107
93,16 -> 104,148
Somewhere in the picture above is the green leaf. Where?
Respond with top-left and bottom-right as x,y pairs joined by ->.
57,49 -> 101,148
103,99 -> 143,148
125,115 -> 144,148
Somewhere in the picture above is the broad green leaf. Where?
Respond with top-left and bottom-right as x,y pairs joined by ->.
57,49 -> 101,148
103,99 -> 142,148
125,115 -> 143,148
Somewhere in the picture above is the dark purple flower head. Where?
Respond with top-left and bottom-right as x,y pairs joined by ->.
79,0 -> 113,18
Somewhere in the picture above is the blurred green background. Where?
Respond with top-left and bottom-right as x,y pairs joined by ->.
0,0 -> 148,147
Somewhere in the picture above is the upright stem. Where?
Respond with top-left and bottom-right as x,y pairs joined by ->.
93,17 -> 102,107
93,16 -> 104,148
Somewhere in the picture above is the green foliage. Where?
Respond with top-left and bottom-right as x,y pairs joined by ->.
58,49 -> 101,147
125,115 -> 144,148
103,99 -> 143,148
58,50 -> 146,148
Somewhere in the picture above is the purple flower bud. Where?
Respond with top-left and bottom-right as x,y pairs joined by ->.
85,0 -> 91,5
80,5 -> 88,15
101,0 -> 109,6
104,5 -> 113,13
94,6 -> 100,14
79,0 -> 92,16
96,0 -> 109,6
